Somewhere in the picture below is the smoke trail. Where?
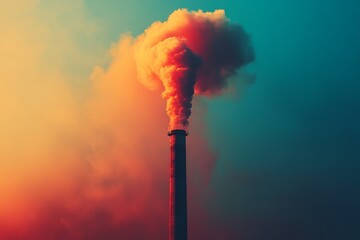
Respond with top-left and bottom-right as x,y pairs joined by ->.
0,5 -> 253,239
134,9 -> 254,130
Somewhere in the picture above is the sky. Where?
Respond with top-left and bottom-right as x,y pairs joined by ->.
1,0 -> 360,239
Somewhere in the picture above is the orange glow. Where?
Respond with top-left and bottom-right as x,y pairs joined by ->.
1,5 -> 219,239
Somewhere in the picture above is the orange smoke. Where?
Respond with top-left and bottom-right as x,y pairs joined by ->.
1,5 -> 252,239
134,9 -> 254,130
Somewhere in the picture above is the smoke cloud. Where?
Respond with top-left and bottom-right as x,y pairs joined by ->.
0,4 -> 252,240
134,9 -> 254,129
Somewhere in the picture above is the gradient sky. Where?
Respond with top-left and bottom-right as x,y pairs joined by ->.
1,0 -> 360,239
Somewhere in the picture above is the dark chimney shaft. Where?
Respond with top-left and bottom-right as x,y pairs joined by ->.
168,129 -> 188,240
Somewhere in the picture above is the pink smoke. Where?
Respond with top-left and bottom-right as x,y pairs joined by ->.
134,9 -> 254,130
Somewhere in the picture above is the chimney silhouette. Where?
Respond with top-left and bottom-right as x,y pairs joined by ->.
168,129 -> 188,240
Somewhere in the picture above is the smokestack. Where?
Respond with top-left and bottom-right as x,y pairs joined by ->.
133,9 -> 255,239
168,129 -> 188,240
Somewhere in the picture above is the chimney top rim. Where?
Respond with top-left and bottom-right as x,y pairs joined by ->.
167,129 -> 188,136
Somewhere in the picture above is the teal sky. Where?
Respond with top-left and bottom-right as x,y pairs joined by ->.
81,0 -> 360,239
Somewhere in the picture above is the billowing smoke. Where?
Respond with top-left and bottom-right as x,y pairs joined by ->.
134,9 -> 255,130
0,5 -> 253,240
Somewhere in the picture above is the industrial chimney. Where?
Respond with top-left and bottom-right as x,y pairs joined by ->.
168,129 -> 188,240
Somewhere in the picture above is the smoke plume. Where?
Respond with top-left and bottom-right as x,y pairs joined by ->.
134,9 -> 254,130
1,4 -> 253,239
